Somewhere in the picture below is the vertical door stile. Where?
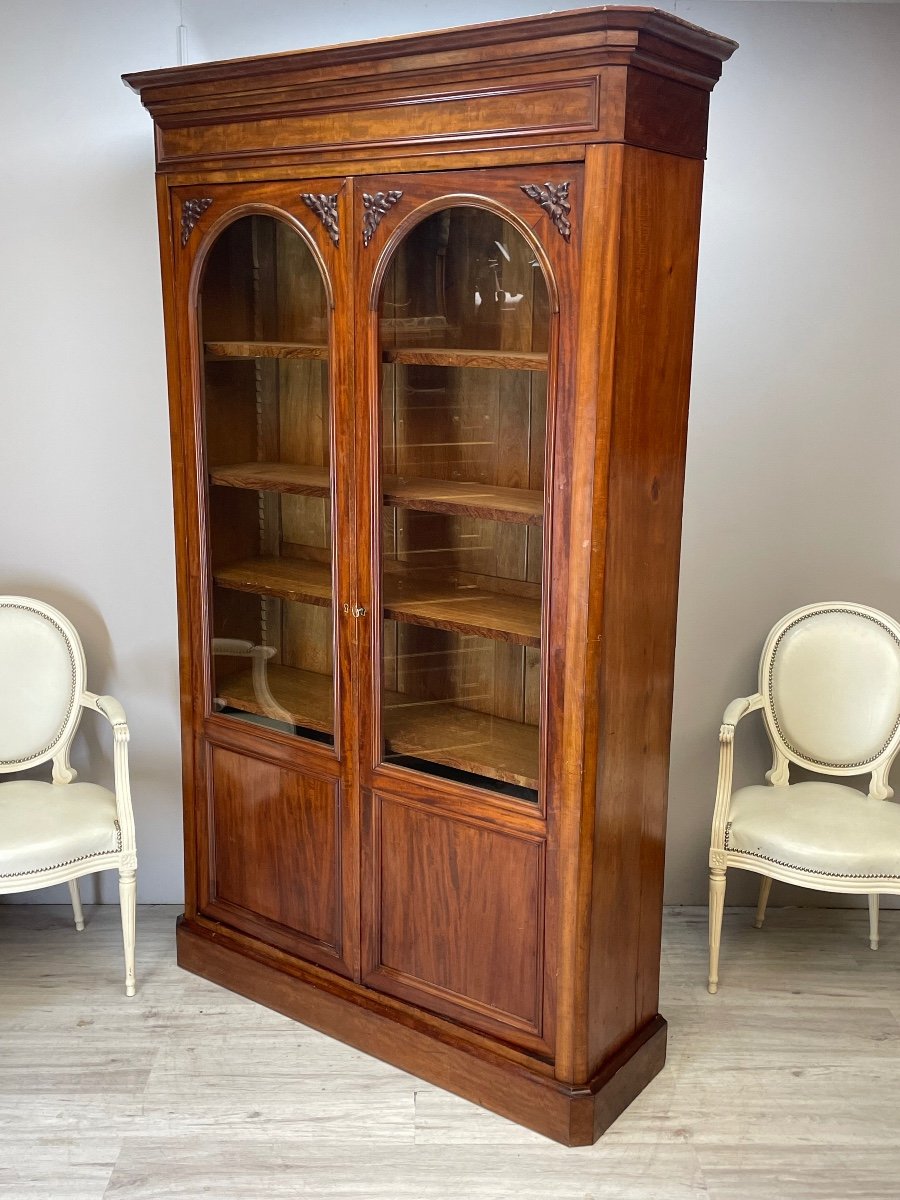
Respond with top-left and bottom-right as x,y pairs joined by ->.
336,176 -> 363,981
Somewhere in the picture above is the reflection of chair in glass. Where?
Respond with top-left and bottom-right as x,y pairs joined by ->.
212,637 -> 294,726
0,596 -> 137,995
708,602 -> 900,994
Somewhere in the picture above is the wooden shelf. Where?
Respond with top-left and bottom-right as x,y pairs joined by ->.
382,347 -> 547,372
384,697 -> 538,790
210,462 -> 541,525
216,663 -> 333,734
384,576 -> 540,647
205,340 -> 328,360
216,661 -> 537,789
210,462 -> 330,496
214,557 -> 332,607
213,556 -> 540,645
383,476 -> 542,525
206,343 -> 543,370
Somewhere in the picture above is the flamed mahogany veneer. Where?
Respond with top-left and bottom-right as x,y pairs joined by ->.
125,5 -> 735,1145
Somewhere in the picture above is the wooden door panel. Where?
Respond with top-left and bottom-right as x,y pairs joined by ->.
204,744 -> 345,971
170,177 -> 360,979
363,793 -> 548,1048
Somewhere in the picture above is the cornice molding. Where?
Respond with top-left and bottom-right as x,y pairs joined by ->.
124,8 -> 737,117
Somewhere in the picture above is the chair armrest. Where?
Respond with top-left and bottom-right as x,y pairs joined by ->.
80,692 -> 136,861
722,694 -> 762,729
710,693 -> 764,858
81,691 -> 128,737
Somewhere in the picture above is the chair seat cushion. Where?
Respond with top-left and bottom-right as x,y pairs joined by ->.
0,780 -> 120,880
726,780 -> 900,880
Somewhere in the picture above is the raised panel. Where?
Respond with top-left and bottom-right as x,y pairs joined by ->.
365,795 -> 545,1040
206,745 -> 341,960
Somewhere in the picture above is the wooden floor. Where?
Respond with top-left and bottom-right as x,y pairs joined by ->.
2,904 -> 900,1198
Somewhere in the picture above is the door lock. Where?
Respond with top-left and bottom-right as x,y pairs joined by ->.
342,603 -> 367,617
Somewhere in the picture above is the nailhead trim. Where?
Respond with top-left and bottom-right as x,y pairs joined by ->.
724,821 -> 900,881
0,820 -> 122,880
767,608 -> 900,769
0,604 -> 77,766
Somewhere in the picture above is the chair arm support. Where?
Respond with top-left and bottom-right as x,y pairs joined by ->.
80,692 -> 137,862
710,693 -> 764,858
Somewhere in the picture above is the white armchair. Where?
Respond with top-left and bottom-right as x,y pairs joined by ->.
708,601 -> 900,994
0,596 -> 137,995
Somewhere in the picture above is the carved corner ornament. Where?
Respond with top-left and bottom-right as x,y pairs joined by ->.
301,193 -> 340,245
520,181 -> 572,242
362,190 -> 403,247
181,197 -> 213,246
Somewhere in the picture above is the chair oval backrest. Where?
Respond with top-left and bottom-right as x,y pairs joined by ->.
759,602 -> 900,776
0,597 -> 86,773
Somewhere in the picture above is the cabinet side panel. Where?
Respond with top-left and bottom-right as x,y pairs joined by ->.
588,146 -> 704,1072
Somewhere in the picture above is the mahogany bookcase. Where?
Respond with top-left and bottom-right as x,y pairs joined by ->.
125,6 -> 736,1144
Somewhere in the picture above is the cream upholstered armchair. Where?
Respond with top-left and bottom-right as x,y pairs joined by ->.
0,597 -> 137,995
708,601 -> 900,994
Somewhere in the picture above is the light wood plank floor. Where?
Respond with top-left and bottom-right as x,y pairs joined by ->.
1,904 -> 899,1199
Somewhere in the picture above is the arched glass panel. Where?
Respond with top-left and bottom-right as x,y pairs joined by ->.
378,206 -> 549,802
200,214 -> 334,744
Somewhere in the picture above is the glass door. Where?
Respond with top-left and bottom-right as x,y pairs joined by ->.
376,202 -> 551,803
199,211 -> 336,745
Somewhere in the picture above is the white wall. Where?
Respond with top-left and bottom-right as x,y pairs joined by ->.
2,1 -> 898,906
1,0 -> 182,903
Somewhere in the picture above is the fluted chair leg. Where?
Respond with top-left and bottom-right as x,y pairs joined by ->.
119,868 -> 136,996
68,878 -> 85,931
708,867 -> 726,994
869,894 -> 880,951
753,875 -> 773,929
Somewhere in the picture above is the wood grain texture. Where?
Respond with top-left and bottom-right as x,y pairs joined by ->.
214,556 -> 333,606
124,10 -> 736,173
383,476 -> 542,525
214,554 -> 541,645
205,339 -> 328,360
383,697 -> 538,789
585,145 -> 706,1075
210,461 -> 329,495
216,663 -> 333,733
382,347 -> 547,371
384,576 -> 541,647
211,462 -> 542,524
364,797 -> 546,1039
156,80 -> 600,170
218,662 -> 539,788
206,746 -> 343,965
